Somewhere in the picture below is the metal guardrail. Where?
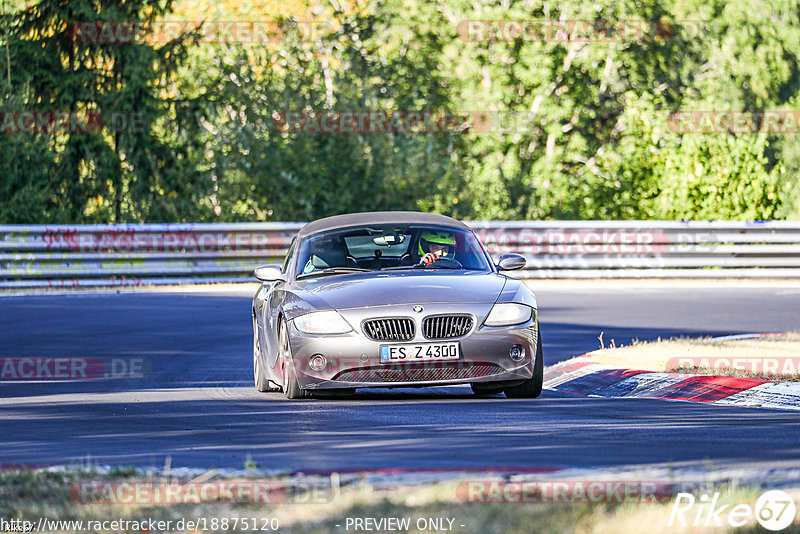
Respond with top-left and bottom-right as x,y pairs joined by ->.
1,221 -> 800,287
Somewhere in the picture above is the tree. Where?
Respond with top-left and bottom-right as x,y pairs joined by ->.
1,0 -> 207,223
447,0 -> 793,220
176,0 -> 471,221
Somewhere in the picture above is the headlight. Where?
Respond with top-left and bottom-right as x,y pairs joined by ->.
293,311 -> 353,334
484,303 -> 533,327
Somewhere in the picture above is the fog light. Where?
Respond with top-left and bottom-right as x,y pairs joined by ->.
509,345 -> 525,361
309,354 -> 327,371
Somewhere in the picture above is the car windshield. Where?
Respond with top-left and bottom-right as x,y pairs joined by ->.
295,225 -> 492,278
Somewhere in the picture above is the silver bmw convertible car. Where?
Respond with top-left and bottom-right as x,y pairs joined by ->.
251,211 -> 542,399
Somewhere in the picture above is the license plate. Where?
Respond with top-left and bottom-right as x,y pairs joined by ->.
380,342 -> 460,363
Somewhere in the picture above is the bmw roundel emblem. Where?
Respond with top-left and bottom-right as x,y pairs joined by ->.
413,305 -> 424,313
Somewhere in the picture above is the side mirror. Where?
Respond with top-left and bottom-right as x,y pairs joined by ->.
496,253 -> 526,271
254,264 -> 284,282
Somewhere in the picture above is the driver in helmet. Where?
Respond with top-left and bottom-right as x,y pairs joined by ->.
418,230 -> 456,265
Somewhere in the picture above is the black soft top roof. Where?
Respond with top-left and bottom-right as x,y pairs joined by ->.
297,211 -> 470,238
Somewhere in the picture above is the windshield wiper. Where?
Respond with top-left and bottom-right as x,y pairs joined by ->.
382,264 -> 463,270
381,265 -> 421,271
297,267 -> 372,279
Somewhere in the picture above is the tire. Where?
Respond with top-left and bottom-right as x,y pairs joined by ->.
279,319 -> 306,399
504,327 -> 544,399
253,316 -> 271,392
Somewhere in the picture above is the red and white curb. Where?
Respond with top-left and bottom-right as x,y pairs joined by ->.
544,334 -> 800,411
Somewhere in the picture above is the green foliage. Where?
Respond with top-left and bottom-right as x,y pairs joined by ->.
1,0 -> 799,222
449,0 -> 793,220
0,0 -> 208,223
174,0 -> 470,221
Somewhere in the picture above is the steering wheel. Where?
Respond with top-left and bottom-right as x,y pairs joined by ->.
424,256 -> 462,268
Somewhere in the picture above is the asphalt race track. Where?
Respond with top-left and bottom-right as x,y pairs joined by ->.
3,282 -> 800,474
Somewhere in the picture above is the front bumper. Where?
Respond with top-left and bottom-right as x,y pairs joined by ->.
286,303 -> 538,390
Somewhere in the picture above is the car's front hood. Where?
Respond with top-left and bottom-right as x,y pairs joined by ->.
292,270 -> 506,310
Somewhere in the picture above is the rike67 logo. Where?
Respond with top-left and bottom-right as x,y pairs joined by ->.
669,490 -> 797,531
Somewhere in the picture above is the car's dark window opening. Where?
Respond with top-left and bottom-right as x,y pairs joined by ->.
295,225 -> 492,277
343,234 -> 412,258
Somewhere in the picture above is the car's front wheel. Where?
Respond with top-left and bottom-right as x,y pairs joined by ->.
279,319 -> 306,399
253,316 -> 272,392
504,328 -> 544,399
